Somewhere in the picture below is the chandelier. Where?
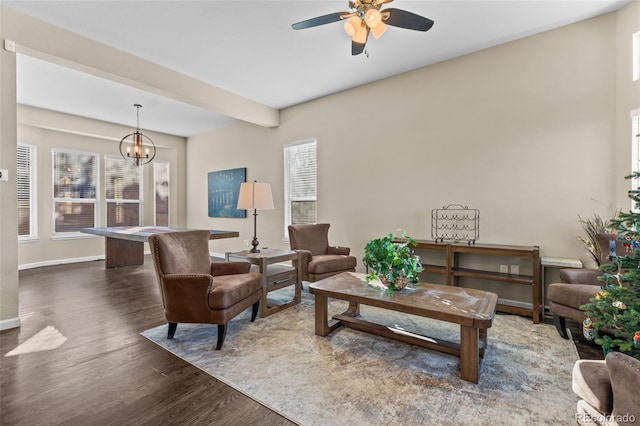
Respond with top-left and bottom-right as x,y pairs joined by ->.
119,104 -> 156,166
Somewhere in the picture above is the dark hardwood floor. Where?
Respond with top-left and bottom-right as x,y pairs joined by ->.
0,259 -> 295,426
564,319 -> 604,361
1,259 -> 603,425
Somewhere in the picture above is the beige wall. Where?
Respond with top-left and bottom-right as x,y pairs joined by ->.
615,0 -> 640,207
0,6 -> 20,329
188,11 -> 633,304
16,106 -> 188,267
1,4 -> 637,327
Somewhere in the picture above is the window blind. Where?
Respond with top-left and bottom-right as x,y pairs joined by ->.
105,156 -> 141,226
154,161 -> 170,226
284,140 -> 317,229
52,150 -> 98,233
17,144 -> 35,237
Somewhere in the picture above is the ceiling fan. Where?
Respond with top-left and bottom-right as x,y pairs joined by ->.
291,0 -> 434,56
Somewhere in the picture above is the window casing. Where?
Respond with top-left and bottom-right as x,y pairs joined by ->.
105,155 -> 141,227
17,143 -> 37,239
154,161 -> 170,226
52,150 -> 98,234
284,140 -> 317,238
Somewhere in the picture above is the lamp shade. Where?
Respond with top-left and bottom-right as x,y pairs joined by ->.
237,181 -> 274,210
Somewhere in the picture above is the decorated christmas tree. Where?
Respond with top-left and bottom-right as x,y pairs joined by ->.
581,172 -> 640,359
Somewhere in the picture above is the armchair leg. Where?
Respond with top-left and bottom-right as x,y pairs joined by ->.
167,322 -> 177,339
553,314 -> 570,339
216,324 -> 227,350
251,301 -> 259,322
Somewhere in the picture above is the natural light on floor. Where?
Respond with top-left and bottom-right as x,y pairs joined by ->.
4,326 -> 67,357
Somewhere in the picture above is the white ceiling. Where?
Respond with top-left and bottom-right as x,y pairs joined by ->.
4,0 -> 632,137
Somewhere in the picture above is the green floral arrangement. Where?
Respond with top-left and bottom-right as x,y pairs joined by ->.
363,231 -> 424,294
581,173 -> 640,360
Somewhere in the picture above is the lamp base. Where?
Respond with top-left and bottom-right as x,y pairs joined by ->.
250,237 -> 260,253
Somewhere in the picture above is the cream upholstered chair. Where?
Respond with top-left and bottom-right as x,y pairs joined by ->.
149,230 -> 262,350
288,223 -> 357,283
572,352 -> 640,425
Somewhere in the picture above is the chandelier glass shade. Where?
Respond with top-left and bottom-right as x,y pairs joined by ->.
119,104 -> 156,166
364,9 -> 382,27
343,16 -> 361,36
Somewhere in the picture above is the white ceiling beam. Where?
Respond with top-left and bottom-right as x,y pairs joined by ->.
1,6 -> 279,128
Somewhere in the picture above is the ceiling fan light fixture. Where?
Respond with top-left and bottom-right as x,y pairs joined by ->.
371,21 -> 387,39
343,16 -> 362,36
364,8 -> 382,28
291,1 -> 434,55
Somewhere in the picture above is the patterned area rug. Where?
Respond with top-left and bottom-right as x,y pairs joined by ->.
142,285 -> 579,425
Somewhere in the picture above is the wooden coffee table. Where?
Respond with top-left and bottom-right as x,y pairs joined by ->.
309,272 -> 498,383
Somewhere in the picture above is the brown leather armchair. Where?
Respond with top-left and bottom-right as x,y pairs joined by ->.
288,223 -> 357,282
548,269 -> 603,339
149,230 -> 262,350
573,352 -> 640,425
548,234 -> 627,339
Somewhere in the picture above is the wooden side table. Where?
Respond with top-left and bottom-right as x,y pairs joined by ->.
225,249 -> 301,318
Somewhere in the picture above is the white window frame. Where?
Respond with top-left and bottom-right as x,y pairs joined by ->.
283,139 -> 317,240
153,160 -> 170,226
52,149 -> 99,238
105,155 -> 143,227
17,143 -> 38,241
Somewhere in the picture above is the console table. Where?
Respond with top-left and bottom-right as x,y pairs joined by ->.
409,240 -> 541,323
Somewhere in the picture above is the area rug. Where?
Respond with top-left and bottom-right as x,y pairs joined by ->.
142,285 -> 579,425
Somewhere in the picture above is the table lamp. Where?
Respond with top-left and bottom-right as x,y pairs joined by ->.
237,181 -> 274,253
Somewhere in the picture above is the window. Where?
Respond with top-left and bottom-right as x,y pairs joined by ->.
17,143 -> 37,239
633,112 -> 640,211
284,140 -> 317,237
154,161 -> 170,226
52,150 -> 98,233
633,31 -> 639,82
105,156 -> 141,226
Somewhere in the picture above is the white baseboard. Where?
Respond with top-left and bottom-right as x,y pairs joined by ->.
0,317 -> 20,331
498,298 -> 533,310
19,255 -> 105,271
211,251 -> 226,260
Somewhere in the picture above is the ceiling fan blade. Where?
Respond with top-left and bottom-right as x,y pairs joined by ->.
352,41 -> 366,55
292,12 -> 350,30
351,28 -> 370,55
383,8 -> 434,32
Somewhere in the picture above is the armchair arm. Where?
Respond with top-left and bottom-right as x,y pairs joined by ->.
211,261 -> 251,277
161,274 -> 213,321
295,249 -> 313,282
606,352 -> 640,420
560,269 -> 603,286
328,246 -> 350,256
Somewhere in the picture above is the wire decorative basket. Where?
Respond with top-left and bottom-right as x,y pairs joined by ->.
431,204 -> 479,244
